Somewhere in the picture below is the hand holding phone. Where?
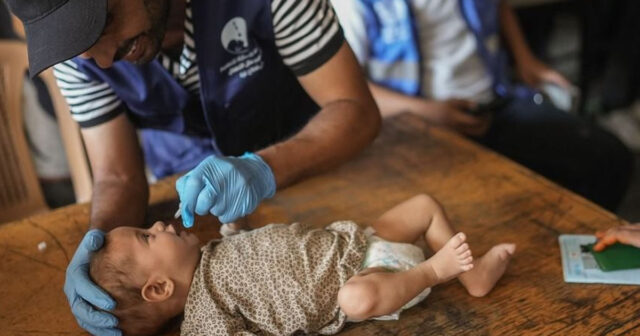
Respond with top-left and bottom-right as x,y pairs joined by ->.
539,82 -> 580,113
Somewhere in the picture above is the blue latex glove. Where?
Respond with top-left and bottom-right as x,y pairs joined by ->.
176,153 -> 276,227
64,230 -> 120,336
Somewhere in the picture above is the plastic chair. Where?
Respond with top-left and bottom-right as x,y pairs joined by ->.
11,15 -> 93,204
39,67 -> 93,203
0,40 -> 94,223
0,40 -> 48,222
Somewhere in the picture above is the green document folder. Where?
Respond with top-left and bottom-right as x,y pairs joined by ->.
588,243 -> 640,272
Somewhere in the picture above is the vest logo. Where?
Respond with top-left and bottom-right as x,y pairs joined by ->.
219,17 -> 264,79
221,17 -> 251,55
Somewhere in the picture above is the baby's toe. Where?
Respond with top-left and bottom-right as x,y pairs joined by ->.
460,256 -> 473,265
447,232 -> 466,249
504,244 -> 516,255
456,243 -> 470,254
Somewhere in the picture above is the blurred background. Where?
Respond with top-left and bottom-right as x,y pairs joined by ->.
510,0 -> 640,220
0,0 -> 638,223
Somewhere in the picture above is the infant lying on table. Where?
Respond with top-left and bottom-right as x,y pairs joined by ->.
89,194 -> 516,335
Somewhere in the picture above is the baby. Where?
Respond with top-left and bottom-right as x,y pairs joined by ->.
89,194 -> 516,335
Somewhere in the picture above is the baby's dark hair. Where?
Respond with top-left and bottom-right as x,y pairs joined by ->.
89,234 -> 167,336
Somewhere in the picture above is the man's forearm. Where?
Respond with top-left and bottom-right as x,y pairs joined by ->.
258,99 -> 380,188
368,82 -> 431,117
89,175 -> 148,232
258,42 -> 381,189
499,2 -> 534,66
80,114 -> 150,232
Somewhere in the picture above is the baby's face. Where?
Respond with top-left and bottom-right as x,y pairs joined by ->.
108,222 -> 201,276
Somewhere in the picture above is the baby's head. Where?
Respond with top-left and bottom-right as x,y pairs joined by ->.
90,221 -> 201,335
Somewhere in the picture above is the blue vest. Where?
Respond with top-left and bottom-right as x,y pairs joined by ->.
358,0 -> 534,99
73,0 -> 319,177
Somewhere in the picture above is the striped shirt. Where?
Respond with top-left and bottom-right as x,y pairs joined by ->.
53,0 -> 343,128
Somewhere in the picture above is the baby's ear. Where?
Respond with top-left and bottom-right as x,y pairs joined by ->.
141,275 -> 175,302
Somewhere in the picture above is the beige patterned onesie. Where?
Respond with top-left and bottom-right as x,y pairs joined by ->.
181,221 -> 368,336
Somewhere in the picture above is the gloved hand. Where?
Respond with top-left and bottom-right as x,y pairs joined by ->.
176,153 -> 276,227
64,230 -> 120,336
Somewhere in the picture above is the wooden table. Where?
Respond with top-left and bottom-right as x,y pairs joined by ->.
1,114 -> 635,335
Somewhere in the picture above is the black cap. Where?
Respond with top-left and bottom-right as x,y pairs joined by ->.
5,0 -> 107,76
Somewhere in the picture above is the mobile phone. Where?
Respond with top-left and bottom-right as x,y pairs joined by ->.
540,83 -> 580,113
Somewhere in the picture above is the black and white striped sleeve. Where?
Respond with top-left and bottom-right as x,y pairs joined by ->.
53,60 -> 124,128
271,0 -> 344,76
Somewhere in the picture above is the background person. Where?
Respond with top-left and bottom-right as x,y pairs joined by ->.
332,0 -> 633,211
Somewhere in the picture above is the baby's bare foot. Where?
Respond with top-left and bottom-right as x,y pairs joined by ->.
459,243 -> 515,297
422,233 -> 474,284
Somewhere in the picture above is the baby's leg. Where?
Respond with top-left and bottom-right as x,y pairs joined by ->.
371,194 -> 515,297
338,233 -> 473,320
339,233 -> 471,320
338,267 -> 431,321
370,194 -> 454,246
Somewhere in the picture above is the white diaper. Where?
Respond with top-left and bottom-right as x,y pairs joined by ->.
359,227 -> 431,321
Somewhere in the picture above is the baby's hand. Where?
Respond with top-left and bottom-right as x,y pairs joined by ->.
593,224 -> 640,251
219,218 -> 251,237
